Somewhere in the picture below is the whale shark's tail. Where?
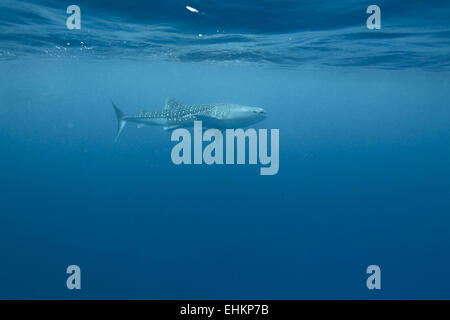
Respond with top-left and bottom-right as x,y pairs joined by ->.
112,102 -> 127,142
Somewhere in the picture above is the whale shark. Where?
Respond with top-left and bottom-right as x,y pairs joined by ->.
112,98 -> 267,141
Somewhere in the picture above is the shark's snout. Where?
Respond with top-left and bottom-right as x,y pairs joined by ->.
253,108 -> 267,118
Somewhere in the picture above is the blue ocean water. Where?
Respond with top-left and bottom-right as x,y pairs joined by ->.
0,0 -> 450,299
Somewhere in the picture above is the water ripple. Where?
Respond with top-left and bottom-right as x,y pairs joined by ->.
1,0 -> 449,70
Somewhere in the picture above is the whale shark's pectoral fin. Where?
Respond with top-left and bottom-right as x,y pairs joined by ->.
164,98 -> 184,110
194,115 -> 219,125
163,125 -> 182,131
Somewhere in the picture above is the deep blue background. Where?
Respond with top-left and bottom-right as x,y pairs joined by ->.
0,0 -> 450,299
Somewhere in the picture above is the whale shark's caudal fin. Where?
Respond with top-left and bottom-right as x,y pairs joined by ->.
112,102 -> 127,142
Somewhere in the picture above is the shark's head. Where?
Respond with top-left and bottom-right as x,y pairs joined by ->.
220,104 -> 267,127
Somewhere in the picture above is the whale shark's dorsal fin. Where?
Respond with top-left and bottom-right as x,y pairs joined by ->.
164,98 -> 183,110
